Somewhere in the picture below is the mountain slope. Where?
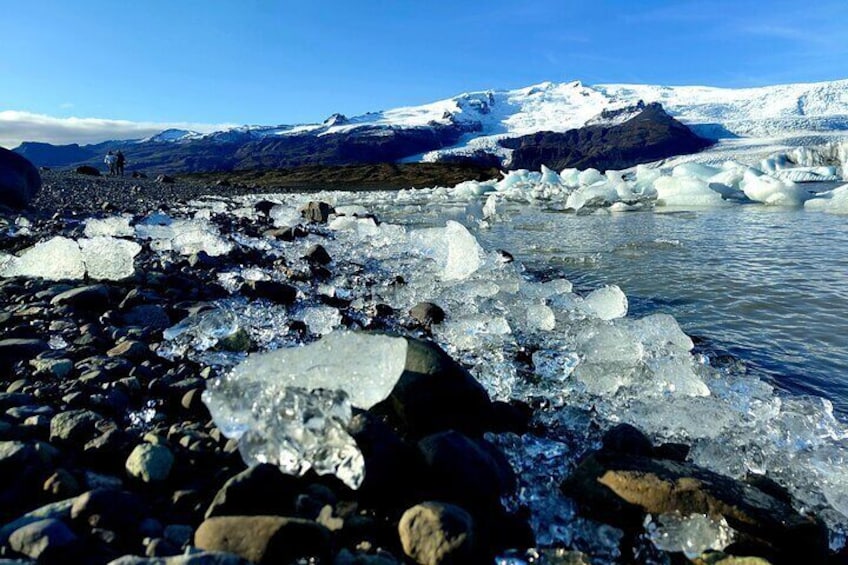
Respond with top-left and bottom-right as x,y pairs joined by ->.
13,78 -> 848,173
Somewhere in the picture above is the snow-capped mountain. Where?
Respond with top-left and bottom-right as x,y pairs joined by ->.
14,78 -> 848,172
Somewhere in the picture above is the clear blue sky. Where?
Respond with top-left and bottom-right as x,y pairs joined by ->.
1,0 -> 847,145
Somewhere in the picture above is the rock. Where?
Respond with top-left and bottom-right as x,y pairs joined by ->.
374,338 -> 494,439
418,431 -> 515,512
194,516 -> 331,564
601,423 -> 653,457
204,463 -> 301,519
71,489 -> 145,533
107,340 -> 150,361
216,328 -> 251,352
107,551 -> 251,564
398,502 -> 474,565
76,165 -> 101,176
0,338 -> 50,370
304,244 -> 331,265
50,284 -> 110,310
131,171 -> 148,179
156,175 -> 175,184
334,549 -> 401,565
254,200 -> 275,216
29,356 -> 74,378
43,469 -> 82,498
49,409 -> 102,444
561,452 -> 828,564
0,147 -> 41,208
125,444 -> 174,483
121,305 -> 171,330
8,518 -> 79,560
409,302 -> 446,328
239,280 -> 297,305
301,201 -> 335,223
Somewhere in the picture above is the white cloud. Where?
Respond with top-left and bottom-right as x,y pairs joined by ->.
0,110 -> 238,148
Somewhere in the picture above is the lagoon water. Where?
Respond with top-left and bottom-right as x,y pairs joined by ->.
475,203 -> 848,416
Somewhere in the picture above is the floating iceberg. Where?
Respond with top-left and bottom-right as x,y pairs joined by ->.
202,332 -> 408,489
805,184 -> 848,214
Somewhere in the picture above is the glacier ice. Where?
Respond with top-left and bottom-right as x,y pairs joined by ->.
644,513 -> 735,558
84,215 -> 134,238
79,237 -> 142,280
805,184 -> 848,214
0,237 -> 85,280
581,285 -> 628,320
410,220 -> 485,280
202,332 -> 408,489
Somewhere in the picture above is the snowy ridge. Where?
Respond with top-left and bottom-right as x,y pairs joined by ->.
138,78 -> 848,162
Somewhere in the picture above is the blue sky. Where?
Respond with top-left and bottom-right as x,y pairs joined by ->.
2,0 -> 847,146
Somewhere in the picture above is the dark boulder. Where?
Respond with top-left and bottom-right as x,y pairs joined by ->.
240,280 -> 297,305
204,463 -> 302,519
194,516 -> 331,564
562,452 -> 828,564
0,147 -> 41,208
75,165 -> 101,176
398,502 -> 475,565
409,302 -> 446,328
301,201 -> 334,224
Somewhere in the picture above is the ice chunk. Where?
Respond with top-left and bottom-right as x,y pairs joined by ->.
740,169 -> 809,206
410,220 -> 484,280
645,513 -> 734,558
202,332 -> 409,488
84,215 -> 134,238
526,303 -> 556,331
136,218 -> 233,256
805,184 -> 848,214
79,237 -> 141,280
578,168 -> 604,186
672,162 -> 721,181
298,305 -> 342,336
0,237 -> 85,280
540,165 -> 562,186
582,285 -> 628,320
654,176 -> 727,207
566,183 -> 619,211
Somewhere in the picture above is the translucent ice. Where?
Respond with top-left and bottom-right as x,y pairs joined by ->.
298,305 -> 342,336
582,285 -> 628,320
645,513 -> 734,558
410,220 -> 484,280
136,217 -> 233,256
654,176 -> 727,207
202,332 -> 408,488
79,237 -> 141,280
0,237 -> 85,280
740,170 -> 809,206
805,184 -> 848,214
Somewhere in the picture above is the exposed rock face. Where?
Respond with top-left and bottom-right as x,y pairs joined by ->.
502,103 -> 712,171
0,147 -> 41,208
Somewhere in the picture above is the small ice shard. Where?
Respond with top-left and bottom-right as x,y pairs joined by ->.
163,308 -> 241,352
202,332 -> 409,489
526,303 -> 556,331
582,285 -> 628,320
83,215 -> 134,238
136,217 -> 232,256
79,237 -> 141,280
644,512 -> 734,558
0,237 -> 85,280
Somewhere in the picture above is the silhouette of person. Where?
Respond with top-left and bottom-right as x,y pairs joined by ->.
116,150 -> 126,177
105,150 -> 117,176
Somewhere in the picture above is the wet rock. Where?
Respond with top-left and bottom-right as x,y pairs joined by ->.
0,147 -> 41,208
194,515 -> 331,564
204,463 -> 301,519
29,356 -> 74,378
254,200 -> 276,216
301,201 -> 335,223
409,302 -> 446,328
601,423 -> 653,457
43,469 -> 82,498
8,518 -> 79,560
374,338 -> 494,439
304,244 -> 331,265
398,502 -> 474,565
156,175 -> 175,184
240,280 -> 297,305
216,328 -> 251,353
418,431 -> 514,512
125,444 -> 175,483
561,452 -> 828,564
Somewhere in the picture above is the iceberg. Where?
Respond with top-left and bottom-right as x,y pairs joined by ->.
805,184 -> 848,214
202,332 -> 408,489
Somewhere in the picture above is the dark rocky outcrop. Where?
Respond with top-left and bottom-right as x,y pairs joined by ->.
0,147 -> 41,208
502,102 -> 713,171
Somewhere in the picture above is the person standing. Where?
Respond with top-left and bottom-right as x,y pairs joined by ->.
104,151 -> 117,176
116,150 -> 126,177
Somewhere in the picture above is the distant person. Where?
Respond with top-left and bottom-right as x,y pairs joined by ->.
104,150 -> 117,176
116,150 -> 126,176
